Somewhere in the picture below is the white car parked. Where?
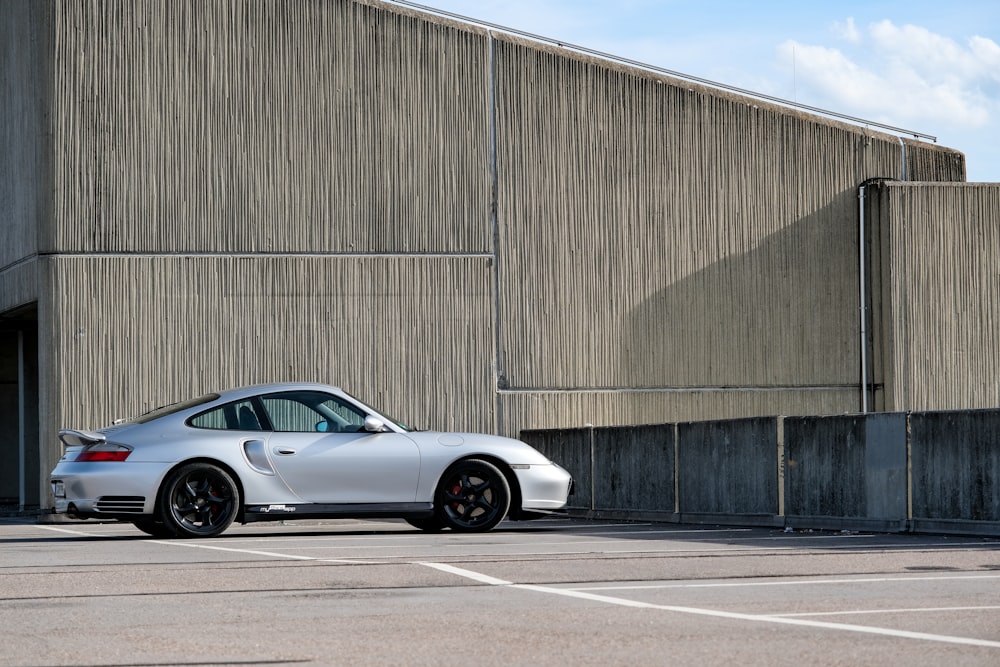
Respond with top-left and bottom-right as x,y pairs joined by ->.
50,383 -> 573,538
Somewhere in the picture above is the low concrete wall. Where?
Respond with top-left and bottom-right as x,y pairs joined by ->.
784,413 -> 907,532
910,409 -> 1000,534
677,417 -> 780,526
523,409 -> 1000,537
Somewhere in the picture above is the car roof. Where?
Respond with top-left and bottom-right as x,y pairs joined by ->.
213,382 -> 345,400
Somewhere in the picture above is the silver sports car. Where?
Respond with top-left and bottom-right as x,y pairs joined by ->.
50,383 -> 573,538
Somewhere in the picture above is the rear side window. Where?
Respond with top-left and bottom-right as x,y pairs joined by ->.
189,399 -> 265,431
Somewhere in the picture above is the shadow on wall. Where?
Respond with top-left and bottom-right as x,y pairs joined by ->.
622,189 -> 861,389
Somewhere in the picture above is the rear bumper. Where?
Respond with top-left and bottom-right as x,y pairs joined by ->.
50,461 -> 165,516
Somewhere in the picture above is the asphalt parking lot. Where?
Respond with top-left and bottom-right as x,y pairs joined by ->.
2,517 -> 999,667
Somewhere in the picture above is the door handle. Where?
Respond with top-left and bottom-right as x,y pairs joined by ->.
273,447 -> 297,455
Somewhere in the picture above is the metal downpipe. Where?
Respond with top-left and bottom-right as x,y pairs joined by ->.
858,185 -> 868,413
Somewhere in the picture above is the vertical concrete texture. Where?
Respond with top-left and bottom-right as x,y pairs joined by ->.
784,413 -> 906,529
592,424 -> 675,514
0,0 -> 49,275
677,417 -> 779,519
2,0 -> 995,511
868,182 -> 1000,412
910,409 -> 1000,523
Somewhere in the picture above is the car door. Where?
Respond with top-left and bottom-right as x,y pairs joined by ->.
258,391 -> 421,504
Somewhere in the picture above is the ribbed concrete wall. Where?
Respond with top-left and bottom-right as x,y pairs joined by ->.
46,255 -> 495,432
490,34 -> 964,433
0,0 -> 48,277
869,182 -> 1000,411
47,0 -> 492,253
0,0 -> 982,509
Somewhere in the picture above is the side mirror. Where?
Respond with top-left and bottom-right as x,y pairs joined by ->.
363,415 -> 386,433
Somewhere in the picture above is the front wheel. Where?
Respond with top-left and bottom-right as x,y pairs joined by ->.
157,463 -> 240,538
435,459 -> 510,532
132,519 -> 175,538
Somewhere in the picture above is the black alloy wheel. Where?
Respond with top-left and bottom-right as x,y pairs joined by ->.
435,459 -> 510,532
158,462 -> 240,538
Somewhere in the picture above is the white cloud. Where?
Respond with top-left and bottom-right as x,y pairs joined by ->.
780,20 -> 1000,130
832,17 -> 861,44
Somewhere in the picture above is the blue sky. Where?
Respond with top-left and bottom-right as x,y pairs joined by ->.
389,1 -> 1000,182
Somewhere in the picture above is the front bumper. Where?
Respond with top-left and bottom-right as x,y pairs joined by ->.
513,462 -> 574,510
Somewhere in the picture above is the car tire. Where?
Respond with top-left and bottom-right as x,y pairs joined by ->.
132,519 -> 175,538
435,459 -> 510,533
405,517 -> 446,532
157,462 -> 240,538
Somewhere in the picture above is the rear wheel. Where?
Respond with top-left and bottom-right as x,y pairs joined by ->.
435,459 -> 510,532
405,517 -> 445,532
157,463 -> 239,538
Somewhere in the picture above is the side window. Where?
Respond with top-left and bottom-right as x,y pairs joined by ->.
259,391 -> 368,433
260,395 -> 323,432
189,399 -> 263,431
319,396 -> 367,432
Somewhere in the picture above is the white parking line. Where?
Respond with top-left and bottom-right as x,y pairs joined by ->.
573,573 -> 1000,591
35,525 -> 372,563
36,525 -> 95,536
776,606 -> 1000,618
417,562 -> 1000,650
146,540 -> 380,564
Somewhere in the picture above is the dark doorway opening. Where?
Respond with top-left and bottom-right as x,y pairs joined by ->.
1,303 -> 40,514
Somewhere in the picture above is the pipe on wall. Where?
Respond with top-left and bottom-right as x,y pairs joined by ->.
858,185 -> 869,413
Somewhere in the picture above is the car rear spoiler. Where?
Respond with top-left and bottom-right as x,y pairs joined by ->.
58,429 -> 107,449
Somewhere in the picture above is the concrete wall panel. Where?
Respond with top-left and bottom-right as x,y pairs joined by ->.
677,417 -> 778,516
910,409 -> 1000,522
0,0 -> 49,271
871,183 -> 1000,412
492,35 -> 963,403
592,424 -> 674,513
44,255 -> 496,461
0,260 -> 38,315
46,0 -> 492,254
784,413 -> 906,525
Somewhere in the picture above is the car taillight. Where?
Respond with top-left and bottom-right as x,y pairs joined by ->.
76,444 -> 132,462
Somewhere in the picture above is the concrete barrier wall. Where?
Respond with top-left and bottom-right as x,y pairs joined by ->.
593,425 -> 675,518
677,418 -> 779,524
525,410 -> 999,537
784,413 -> 907,532
910,409 -> 1000,534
